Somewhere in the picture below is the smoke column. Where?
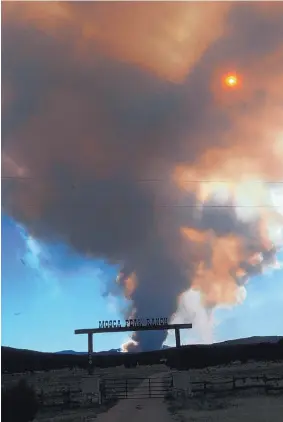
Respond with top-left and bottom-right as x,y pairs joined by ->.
2,2 -> 283,351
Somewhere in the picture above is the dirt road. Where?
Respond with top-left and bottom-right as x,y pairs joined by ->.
95,373 -> 174,422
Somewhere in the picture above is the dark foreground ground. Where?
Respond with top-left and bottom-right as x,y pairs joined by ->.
2,361 -> 283,421
2,339 -> 283,421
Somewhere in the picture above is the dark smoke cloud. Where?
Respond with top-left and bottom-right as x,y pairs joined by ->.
2,2 -> 283,351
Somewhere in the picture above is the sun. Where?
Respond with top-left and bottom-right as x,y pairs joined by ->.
224,74 -> 238,88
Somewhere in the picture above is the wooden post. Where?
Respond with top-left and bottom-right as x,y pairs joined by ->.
39,389 -> 44,405
149,378 -> 151,398
88,333 -> 93,375
263,375 -> 268,394
175,328 -> 181,348
98,379 -> 102,404
125,379 -> 128,398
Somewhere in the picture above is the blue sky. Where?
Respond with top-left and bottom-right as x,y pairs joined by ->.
2,213 -> 283,353
1,214 -> 130,352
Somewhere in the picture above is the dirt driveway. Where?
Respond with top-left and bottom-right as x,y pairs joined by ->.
95,373 -> 174,422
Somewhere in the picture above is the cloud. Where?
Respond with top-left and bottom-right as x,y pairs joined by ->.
2,2 -> 283,350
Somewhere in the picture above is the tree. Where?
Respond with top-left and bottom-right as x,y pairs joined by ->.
2,379 -> 39,422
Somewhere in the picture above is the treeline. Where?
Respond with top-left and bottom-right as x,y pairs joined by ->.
2,340 -> 283,374
2,347 -> 87,373
166,340 -> 283,369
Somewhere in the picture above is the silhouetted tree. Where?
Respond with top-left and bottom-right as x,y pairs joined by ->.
2,379 -> 39,422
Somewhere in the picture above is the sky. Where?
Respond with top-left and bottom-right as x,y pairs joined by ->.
2,214 -> 129,352
2,2 -> 283,353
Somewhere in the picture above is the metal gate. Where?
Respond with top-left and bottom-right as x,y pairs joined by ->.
101,375 -> 173,400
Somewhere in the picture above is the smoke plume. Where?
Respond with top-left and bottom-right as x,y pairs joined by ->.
2,2 -> 283,351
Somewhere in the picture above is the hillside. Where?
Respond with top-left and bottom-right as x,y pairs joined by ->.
217,336 -> 282,346
55,348 -> 121,355
2,336 -> 283,373
54,336 -> 282,355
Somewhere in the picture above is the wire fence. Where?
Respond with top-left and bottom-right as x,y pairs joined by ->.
174,375 -> 283,397
35,374 -> 283,409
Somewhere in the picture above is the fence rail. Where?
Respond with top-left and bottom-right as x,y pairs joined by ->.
35,374 -> 283,408
185,375 -> 283,395
101,376 -> 173,400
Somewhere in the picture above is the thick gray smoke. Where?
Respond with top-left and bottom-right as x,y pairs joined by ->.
2,2 -> 283,351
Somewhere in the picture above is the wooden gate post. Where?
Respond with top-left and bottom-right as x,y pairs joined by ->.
88,333 -> 93,375
175,328 -> 181,348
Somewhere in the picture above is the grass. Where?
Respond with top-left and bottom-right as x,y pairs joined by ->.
2,365 -> 167,421
2,361 -> 283,421
166,395 -> 283,422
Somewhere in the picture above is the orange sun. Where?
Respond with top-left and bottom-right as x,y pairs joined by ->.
224,74 -> 239,88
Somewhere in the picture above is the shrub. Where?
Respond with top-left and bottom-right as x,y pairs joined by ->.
2,379 -> 39,422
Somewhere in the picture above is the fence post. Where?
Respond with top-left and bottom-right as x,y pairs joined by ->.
149,378 -> 151,398
39,389 -> 44,405
66,388 -> 71,407
98,379 -> 102,405
99,380 -> 105,404
232,376 -> 236,390
125,379 -> 128,398
203,382 -> 207,395
263,375 -> 268,394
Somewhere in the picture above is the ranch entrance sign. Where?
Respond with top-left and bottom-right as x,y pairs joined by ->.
74,318 -> 192,371
98,317 -> 169,329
